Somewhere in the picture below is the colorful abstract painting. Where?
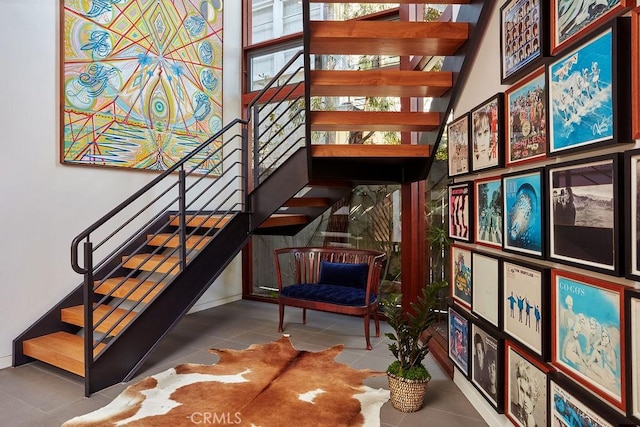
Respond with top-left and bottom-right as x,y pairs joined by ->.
62,0 -> 223,172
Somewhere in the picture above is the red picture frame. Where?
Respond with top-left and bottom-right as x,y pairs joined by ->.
550,0 -> 633,55
633,8 -> 640,139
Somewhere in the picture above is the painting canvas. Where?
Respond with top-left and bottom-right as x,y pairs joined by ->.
626,149 -> 640,281
549,27 -> 615,154
503,260 -> 547,358
62,1 -> 224,172
550,380 -> 614,427
500,0 -> 546,83
448,114 -> 470,177
448,183 -> 473,242
503,170 -> 544,257
451,245 -> 472,309
449,306 -> 470,376
505,67 -> 547,166
506,342 -> 549,427
471,95 -> 503,172
471,322 -> 502,411
474,176 -> 503,248
552,269 -> 625,411
551,0 -> 631,54
471,252 -> 500,328
548,155 -> 619,274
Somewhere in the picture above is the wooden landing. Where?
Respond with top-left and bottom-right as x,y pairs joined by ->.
169,214 -> 309,229
311,144 -> 430,159
23,332 -> 105,377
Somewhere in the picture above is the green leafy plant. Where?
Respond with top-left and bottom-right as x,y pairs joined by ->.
382,280 -> 448,381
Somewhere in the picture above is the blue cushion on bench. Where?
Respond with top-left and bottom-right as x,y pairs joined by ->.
319,261 -> 369,289
280,284 -> 376,306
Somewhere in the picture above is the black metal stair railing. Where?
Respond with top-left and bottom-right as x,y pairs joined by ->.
60,42 -> 310,394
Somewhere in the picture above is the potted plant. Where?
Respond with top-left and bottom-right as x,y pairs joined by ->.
381,280 -> 448,412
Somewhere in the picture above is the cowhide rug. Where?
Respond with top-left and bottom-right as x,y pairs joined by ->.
63,337 -> 389,426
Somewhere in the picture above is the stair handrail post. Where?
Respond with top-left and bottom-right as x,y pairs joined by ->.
252,106 -> 260,191
178,167 -> 187,270
242,125 -> 250,211
302,0 -> 312,165
83,240 -> 94,397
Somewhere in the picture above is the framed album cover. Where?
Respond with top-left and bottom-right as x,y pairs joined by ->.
551,269 -> 626,411
503,260 -> 550,360
471,251 -> 501,329
633,8 -> 640,139
505,67 -> 547,167
471,320 -> 504,412
449,305 -> 470,378
625,148 -> 640,281
625,288 -> 640,424
471,94 -> 504,173
500,0 -> 548,84
448,114 -> 471,177
547,154 -> 621,275
450,244 -> 472,310
550,0 -> 632,55
502,169 -> 545,258
506,340 -> 551,427
474,176 -> 503,249
548,19 -> 631,155
448,182 -> 473,243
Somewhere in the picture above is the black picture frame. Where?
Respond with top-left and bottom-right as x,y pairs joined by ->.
448,304 -> 471,378
474,175 -> 503,249
448,113 -> 471,177
500,0 -> 548,84
471,318 -> 504,413
625,287 -> 640,425
624,148 -> 640,281
505,340 -> 551,427
470,93 -> 504,173
450,244 -> 473,310
546,153 -> 621,275
547,17 -> 632,156
448,182 -> 474,243
502,259 -> 550,361
471,251 -> 502,330
502,168 -> 545,258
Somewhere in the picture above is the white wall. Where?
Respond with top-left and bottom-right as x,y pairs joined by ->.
0,1 -> 243,368
452,2 -> 639,425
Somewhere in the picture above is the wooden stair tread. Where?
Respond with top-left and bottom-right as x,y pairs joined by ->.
122,254 -> 181,274
312,0 -> 469,3
283,197 -> 331,208
310,70 -> 452,98
310,111 -> 439,132
95,278 -> 164,303
147,233 -> 211,250
311,144 -> 430,158
171,214 -> 309,229
309,21 -> 469,56
62,305 -> 136,336
170,214 -> 230,228
23,332 -> 105,377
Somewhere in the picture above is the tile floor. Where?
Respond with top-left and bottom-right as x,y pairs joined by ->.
0,300 -> 487,426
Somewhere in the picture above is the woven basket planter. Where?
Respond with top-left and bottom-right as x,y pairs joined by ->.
387,372 -> 430,412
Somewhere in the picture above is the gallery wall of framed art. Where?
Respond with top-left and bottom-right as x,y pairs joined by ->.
444,2 -> 640,425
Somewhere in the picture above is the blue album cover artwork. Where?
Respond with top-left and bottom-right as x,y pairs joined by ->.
504,172 -> 542,255
550,29 -> 613,152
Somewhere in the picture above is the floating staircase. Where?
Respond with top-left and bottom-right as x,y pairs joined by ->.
13,0 -> 491,395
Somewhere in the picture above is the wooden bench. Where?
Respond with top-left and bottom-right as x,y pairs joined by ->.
274,247 -> 386,350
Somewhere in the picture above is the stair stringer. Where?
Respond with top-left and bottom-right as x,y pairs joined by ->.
12,212 -> 175,367
248,146 -> 311,230
86,213 -> 251,394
